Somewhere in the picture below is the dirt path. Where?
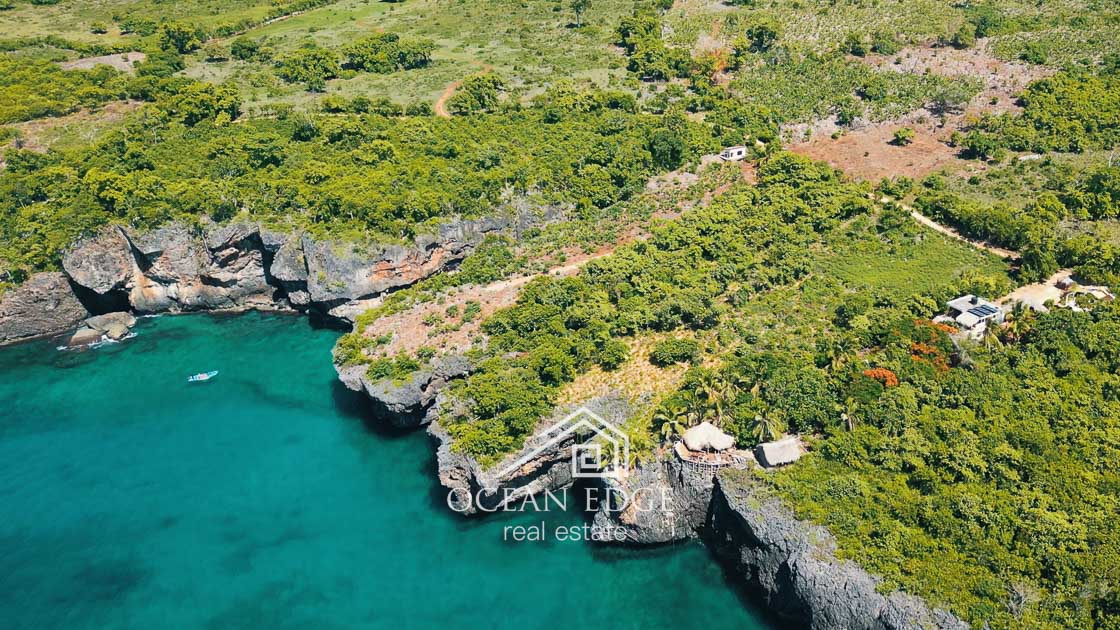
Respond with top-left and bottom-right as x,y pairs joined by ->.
207,8 -> 313,43
359,243 -> 618,358
908,208 -> 1019,260
434,63 -> 493,118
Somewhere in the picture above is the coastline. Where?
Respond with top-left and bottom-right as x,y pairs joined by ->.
1,218 -> 969,629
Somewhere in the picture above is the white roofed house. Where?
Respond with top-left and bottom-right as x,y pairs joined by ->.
946,295 -> 1004,331
719,146 -> 748,161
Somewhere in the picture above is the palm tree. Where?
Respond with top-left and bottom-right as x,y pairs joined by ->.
695,370 -> 740,426
825,336 -> 858,373
981,321 -> 1003,350
751,412 -> 784,443
655,402 -> 689,440
1004,303 -> 1036,342
655,390 -> 710,440
839,397 -> 860,432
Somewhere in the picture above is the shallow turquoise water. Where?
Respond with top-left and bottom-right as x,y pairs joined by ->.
0,312 -> 772,630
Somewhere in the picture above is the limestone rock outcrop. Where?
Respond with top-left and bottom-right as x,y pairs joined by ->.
335,354 -> 472,428
707,471 -> 968,630
0,207 -> 563,347
0,273 -> 89,343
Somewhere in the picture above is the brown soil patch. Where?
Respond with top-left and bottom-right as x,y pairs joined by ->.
359,243 -> 619,359
3,100 -> 142,155
791,122 -> 966,181
58,52 -> 146,73
788,40 -> 1054,182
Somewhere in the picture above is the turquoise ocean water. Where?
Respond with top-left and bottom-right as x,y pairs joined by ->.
0,312 -> 773,630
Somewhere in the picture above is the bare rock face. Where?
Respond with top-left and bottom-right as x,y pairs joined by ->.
62,227 -> 134,296
2,206 -> 566,345
592,454 -> 714,544
430,396 -> 632,515
124,221 -> 275,313
0,273 -> 89,343
335,355 -> 472,428
707,472 -> 968,630
270,236 -> 309,284
303,212 -> 554,307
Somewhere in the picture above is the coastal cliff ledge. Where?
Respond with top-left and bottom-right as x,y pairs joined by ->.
707,469 -> 968,630
0,208 -> 559,346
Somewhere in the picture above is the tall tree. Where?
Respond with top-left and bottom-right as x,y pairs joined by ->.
571,0 -> 592,28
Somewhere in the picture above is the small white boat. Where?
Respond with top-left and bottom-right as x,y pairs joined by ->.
187,370 -> 219,383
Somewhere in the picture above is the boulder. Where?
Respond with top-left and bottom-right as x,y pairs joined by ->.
62,227 -> 134,296
84,311 -> 136,334
105,323 -> 131,340
0,273 -> 90,343
67,326 -> 103,347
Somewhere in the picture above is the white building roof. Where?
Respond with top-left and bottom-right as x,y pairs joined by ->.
947,295 -> 1002,329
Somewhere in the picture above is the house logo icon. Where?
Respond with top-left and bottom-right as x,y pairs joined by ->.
496,407 -> 629,480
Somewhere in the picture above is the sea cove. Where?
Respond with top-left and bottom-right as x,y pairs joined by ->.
0,312 -> 771,630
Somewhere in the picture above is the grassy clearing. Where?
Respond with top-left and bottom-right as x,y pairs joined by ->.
185,0 -> 634,109
727,211 -> 1013,358
0,0 -> 293,46
556,331 -> 693,405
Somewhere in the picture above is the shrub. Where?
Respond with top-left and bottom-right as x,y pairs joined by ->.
598,339 -> 629,370
649,338 -> 701,366
891,127 -> 915,146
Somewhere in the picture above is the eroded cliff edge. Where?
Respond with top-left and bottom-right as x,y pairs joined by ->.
335,353 -> 969,628
0,208 -> 559,345
708,469 -> 967,630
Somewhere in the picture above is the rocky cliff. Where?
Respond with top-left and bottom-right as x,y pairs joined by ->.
335,354 -> 472,428
591,452 -> 715,544
430,395 -> 633,515
707,470 -> 968,630
0,273 -> 89,343
0,208 -> 560,345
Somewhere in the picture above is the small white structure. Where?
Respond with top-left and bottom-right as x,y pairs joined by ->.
946,295 -> 1004,330
682,422 -> 735,452
719,146 -> 748,161
756,435 -> 802,468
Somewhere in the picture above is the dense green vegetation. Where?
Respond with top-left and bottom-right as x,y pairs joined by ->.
961,72 -> 1120,158
912,164 -> 1120,284
423,153 -> 1010,463
3,0 -> 1120,628
0,86 -> 713,275
0,56 -> 126,123
769,303 -> 1120,628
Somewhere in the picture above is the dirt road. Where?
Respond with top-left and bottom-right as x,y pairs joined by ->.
434,64 -> 493,118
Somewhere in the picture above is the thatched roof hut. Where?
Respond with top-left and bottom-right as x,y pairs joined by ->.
682,422 -> 735,452
757,435 -> 802,468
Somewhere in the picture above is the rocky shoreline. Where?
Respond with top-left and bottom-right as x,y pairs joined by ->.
337,353 -> 967,629
0,208 -> 559,346
1,210 -> 967,629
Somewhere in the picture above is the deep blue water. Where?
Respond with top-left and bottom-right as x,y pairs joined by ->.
0,312 -> 772,629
